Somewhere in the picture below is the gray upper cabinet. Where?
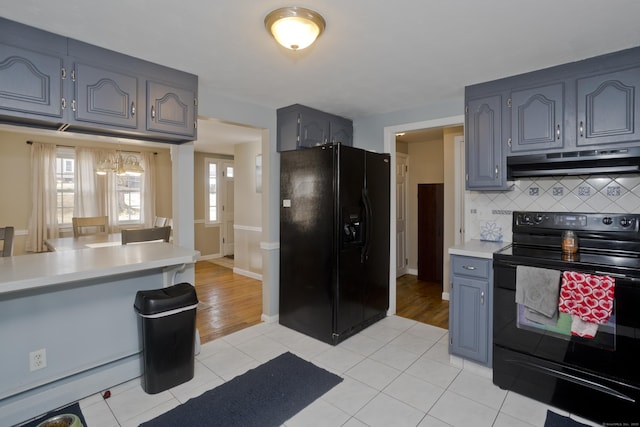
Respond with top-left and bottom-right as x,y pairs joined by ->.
72,62 -> 138,129
0,17 -> 197,142
576,66 -> 640,147
146,81 -> 197,138
465,94 -> 508,190
509,82 -> 565,153
277,104 -> 353,151
0,35 -> 66,121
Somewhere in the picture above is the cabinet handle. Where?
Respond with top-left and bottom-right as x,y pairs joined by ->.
71,99 -> 76,112
131,102 -> 136,117
61,68 -> 67,80
150,105 -> 156,119
61,98 -> 66,110
556,124 -> 560,140
462,265 -> 476,270
579,121 -> 584,137
481,291 -> 485,305
507,137 -> 512,147
495,165 -> 499,178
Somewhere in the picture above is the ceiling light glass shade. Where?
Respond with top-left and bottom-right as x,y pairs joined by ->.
265,7 -> 326,50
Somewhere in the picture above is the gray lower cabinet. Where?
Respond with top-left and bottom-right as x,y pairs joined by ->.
449,255 -> 492,367
465,94 -> 508,190
277,104 -> 353,151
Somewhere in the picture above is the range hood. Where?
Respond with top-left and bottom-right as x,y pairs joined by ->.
507,147 -> 640,178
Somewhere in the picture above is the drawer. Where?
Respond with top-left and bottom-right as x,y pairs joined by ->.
451,255 -> 490,279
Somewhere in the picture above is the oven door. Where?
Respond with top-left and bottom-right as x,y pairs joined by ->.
493,258 -> 640,423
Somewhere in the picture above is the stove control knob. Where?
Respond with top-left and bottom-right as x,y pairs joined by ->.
534,214 -> 544,224
522,214 -> 532,224
620,218 -> 631,227
603,217 -> 613,225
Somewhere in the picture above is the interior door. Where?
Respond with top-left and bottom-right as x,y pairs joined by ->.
221,161 -> 234,256
396,153 -> 408,277
418,183 -> 444,283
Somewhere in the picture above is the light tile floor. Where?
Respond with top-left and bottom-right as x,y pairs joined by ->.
77,316 -> 601,427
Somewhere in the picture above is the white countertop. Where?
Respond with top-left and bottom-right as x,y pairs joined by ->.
0,243 -> 199,295
448,239 -> 511,259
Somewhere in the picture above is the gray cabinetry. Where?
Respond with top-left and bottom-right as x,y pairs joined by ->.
465,94 -> 507,190
576,66 -> 640,147
277,104 -> 353,151
72,62 -> 138,129
449,255 -> 492,367
146,81 -> 197,138
0,26 -> 66,121
0,17 -> 197,142
509,82 -> 565,152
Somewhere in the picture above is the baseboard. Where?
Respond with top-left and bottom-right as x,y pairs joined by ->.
261,313 -> 279,323
197,253 -> 221,261
232,267 -> 262,281
407,268 -> 418,275
441,292 -> 450,301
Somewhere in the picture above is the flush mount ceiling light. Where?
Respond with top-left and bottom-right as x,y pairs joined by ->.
264,7 -> 326,50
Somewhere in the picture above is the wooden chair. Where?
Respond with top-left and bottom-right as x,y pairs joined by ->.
121,226 -> 171,245
72,216 -> 108,238
153,216 -> 168,227
0,226 -> 14,257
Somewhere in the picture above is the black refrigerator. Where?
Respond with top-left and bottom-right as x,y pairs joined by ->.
279,143 -> 390,345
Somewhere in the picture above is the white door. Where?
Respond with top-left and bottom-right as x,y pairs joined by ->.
396,153 -> 409,277
221,161 -> 235,256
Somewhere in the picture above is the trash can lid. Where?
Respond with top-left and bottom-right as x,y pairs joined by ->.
134,282 -> 198,315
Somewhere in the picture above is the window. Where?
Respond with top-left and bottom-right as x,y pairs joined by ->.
117,173 -> 142,224
205,158 -> 218,223
56,148 -> 75,225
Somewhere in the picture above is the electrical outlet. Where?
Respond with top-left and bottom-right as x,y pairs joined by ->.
29,348 -> 47,371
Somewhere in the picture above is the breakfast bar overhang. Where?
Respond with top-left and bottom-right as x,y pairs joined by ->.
0,243 -> 199,426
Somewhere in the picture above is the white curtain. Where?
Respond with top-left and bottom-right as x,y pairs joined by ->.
140,151 -> 157,227
26,142 -> 59,252
74,147 -> 103,218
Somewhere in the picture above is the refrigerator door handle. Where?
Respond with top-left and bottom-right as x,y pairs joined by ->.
361,188 -> 373,263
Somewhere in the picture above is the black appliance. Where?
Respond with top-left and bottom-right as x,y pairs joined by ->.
507,146 -> 640,179
279,143 -> 390,345
493,211 -> 640,424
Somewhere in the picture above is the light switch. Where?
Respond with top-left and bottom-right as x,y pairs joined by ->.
283,199 -> 291,208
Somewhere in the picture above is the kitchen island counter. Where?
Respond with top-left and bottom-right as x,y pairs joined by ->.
0,243 -> 199,426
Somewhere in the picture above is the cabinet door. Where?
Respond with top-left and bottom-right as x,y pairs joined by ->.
577,67 -> 640,147
73,62 -> 138,129
451,275 -> 489,364
466,95 -> 505,190
299,109 -> 330,148
510,83 -> 564,152
277,108 -> 300,151
0,43 -> 64,118
329,116 -> 353,146
147,81 -> 196,138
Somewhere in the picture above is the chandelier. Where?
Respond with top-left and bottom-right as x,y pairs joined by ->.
95,152 -> 144,176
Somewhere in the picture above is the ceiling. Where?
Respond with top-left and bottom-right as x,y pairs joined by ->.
1,0 -> 639,147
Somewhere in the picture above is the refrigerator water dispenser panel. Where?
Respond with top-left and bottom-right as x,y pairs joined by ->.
342,207 -> 363,245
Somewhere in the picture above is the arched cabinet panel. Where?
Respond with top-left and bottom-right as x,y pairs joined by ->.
147,81 -> 196,138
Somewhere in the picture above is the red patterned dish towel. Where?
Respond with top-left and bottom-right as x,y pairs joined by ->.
558,271 -> 615,338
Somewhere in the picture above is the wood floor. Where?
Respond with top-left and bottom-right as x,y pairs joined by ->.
194,261 -> 449,345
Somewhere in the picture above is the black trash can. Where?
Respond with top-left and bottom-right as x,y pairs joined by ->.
134,282 -> 199,394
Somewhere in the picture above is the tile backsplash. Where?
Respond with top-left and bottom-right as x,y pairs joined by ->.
466,174 -> 640,243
